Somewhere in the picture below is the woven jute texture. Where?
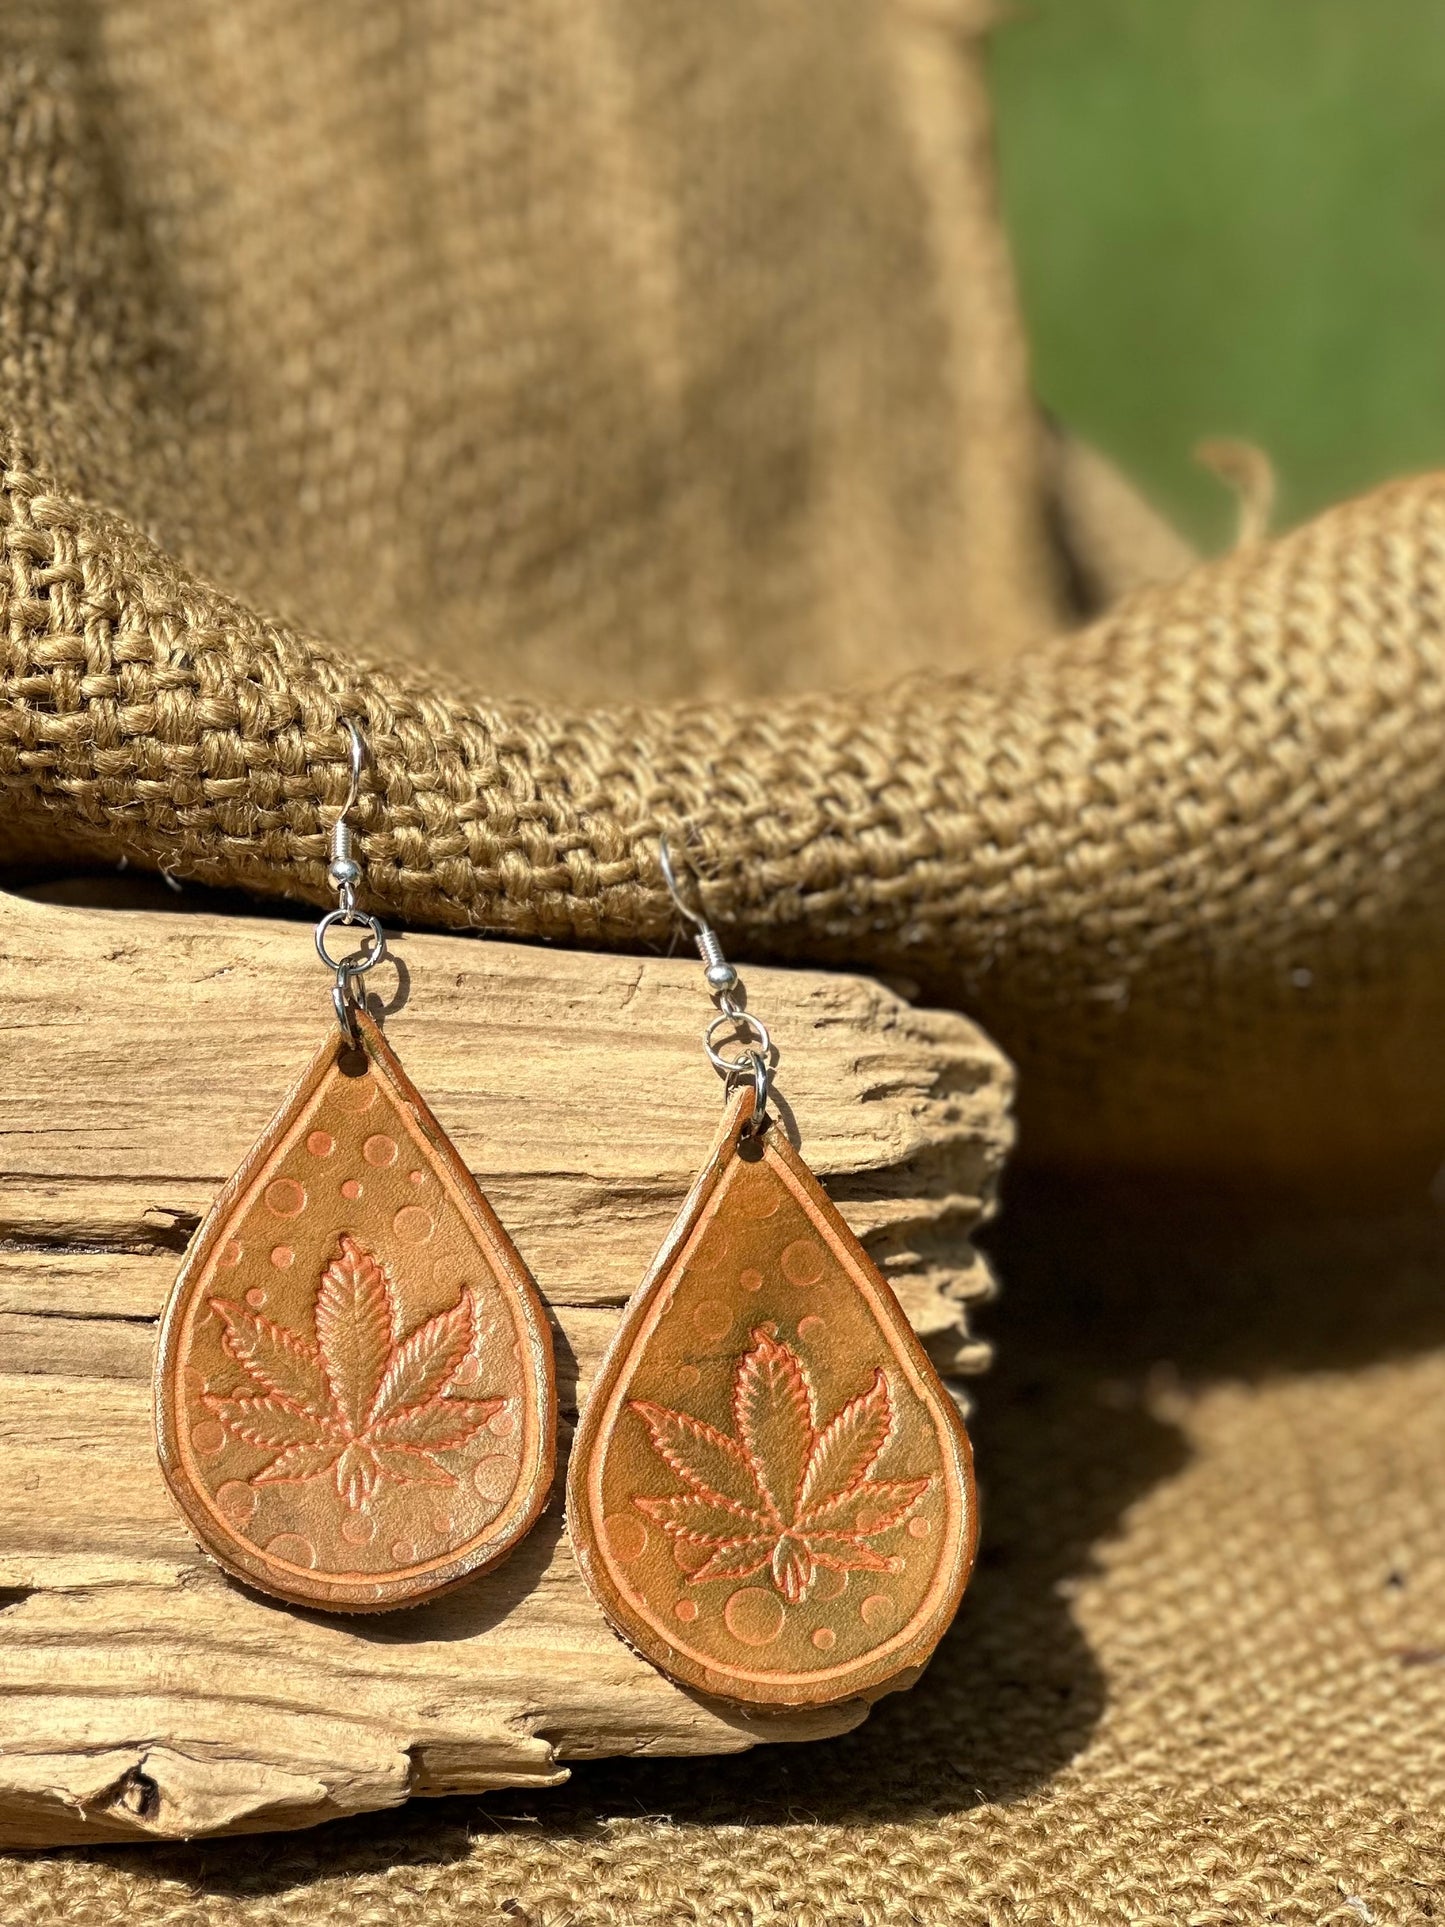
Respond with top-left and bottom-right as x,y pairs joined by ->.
5,1181 -> 1444,1924
12,0 -> 1444,1179
3,3 -> 1445,1918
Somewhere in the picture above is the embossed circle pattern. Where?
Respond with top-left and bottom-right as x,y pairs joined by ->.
155,1013 -> 556,1613
568,1089 -> 976,1707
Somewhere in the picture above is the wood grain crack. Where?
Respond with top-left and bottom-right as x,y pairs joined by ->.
0,890 -> 1013,1845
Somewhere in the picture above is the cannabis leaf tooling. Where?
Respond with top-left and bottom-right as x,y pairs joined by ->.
206,1234 -> 500,1508
631,1329 -> 930,1604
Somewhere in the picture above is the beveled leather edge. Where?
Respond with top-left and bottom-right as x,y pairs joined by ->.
565,1087 -> 978,1707
153,1010 -> 557,1613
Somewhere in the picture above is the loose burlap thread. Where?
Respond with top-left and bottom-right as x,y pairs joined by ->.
3,2 -> 1445,1919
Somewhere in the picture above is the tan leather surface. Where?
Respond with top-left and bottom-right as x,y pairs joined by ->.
568,1087 -> 976,1706
154,1010 -> 556,1611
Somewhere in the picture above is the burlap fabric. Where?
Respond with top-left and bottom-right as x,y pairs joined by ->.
10,0 -> 1445,1181
6,1184 -> 1445,1924
3,1 -> 1445,1918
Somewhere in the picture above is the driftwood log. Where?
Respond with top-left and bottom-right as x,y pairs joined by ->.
0,888 -> 1012,1846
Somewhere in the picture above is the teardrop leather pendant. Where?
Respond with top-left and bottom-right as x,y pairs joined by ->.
567,1085 -> 976,1706
155,1010 -> 555,1612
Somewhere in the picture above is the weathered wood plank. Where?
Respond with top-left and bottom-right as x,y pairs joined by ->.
0,890 -> 1011,1845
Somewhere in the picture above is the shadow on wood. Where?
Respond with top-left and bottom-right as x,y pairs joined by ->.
0,890 -> 1013,1844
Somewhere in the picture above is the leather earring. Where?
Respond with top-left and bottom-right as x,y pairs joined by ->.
154,720 -> 555,1612
567,839 -> 977,1706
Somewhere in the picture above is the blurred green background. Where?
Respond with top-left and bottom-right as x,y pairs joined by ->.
990,0 -> 1445,551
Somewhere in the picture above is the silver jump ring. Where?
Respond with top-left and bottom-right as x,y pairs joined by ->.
315,909 -> 386,977
704,1010 -> 773,1078
743,1047 -> 769,1128
332,969 -> 365,1044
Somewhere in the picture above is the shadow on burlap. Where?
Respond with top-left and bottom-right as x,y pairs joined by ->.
2,2 -> 1445,1919
5,1182 -> 1444,1923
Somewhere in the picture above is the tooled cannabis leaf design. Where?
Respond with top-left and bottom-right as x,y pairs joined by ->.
630,1328 -> 930,1605
205,1234 -> 501,1509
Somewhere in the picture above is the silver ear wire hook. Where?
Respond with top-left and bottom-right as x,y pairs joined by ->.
659,835 -> 773,1129
657,835 -> 703,931
659,835 -> 739,995
315,716 -> 386,1044
342,716 -> 364,812
326,718 -> 366,916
